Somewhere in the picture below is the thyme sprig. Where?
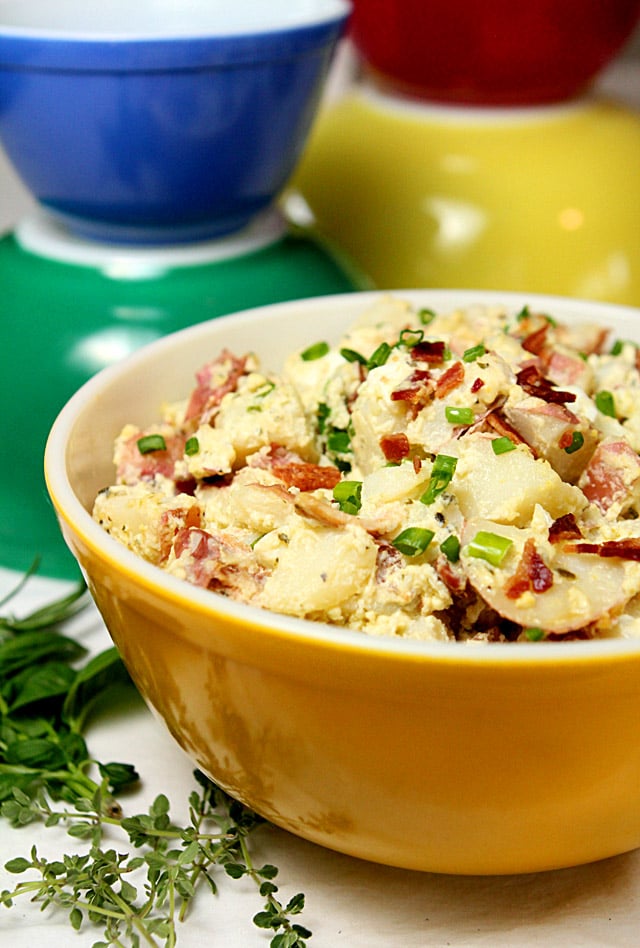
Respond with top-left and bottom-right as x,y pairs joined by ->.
2,773 -> 310,947
0,565 -> 311,946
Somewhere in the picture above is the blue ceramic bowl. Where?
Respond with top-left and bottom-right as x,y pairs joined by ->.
0,0 -> 350,244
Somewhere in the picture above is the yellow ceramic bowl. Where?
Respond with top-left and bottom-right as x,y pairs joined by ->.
45,289 -> 640,875
291,87 -> 640,305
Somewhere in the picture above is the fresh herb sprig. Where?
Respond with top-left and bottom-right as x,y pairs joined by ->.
0,565 -> 311,946
2,772 -> 311,947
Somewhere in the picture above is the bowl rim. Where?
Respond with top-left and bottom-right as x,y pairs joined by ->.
0,0 -> 351,70
45,287 -> 640,666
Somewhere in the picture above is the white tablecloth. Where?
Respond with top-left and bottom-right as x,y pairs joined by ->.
2,50 -> 640,948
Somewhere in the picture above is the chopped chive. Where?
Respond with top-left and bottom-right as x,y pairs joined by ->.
564,431 -> 584,454
327,429 -> 351,453
398,328 -> 424,348
392,527 -> 435,556
340,347 -> 367,365
524,627 -> 546,641
467,530 -> 513,567
445,406 -> 474,426
137,434 -> 167,454
185,436 -> 200,456
367,342 -> 392,370
332,479 -> 362,515
491,436 -> 516,455
610,339 -> 624,356
316,401 -> 331,434
420,454 -> 457,505
463,343 -> 486,363
515,305 -> 530,322
418,308 -> 437,325
301,341 -> 329,361
595,390 -> 616,418
439,534 -> 460,563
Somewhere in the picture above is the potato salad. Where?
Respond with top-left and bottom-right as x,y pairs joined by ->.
93,296 -> 640,643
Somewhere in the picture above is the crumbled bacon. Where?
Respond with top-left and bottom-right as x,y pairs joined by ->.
184,349 -> 248,425
548,513 -> 582,544
411,340 -> 447,365
251,444 -> 341,491
516,364 -> 576,405
435,361 -> 465,399
380,432 -> 410,462
471,377 -> 484,394
566,538 -> 640,561
390,369 -> 434,416
558,430 -> 575,449
504,538 -> 553,599
375,541 -> 404,583
484,410 -> 532,451
521,324 -> 549,355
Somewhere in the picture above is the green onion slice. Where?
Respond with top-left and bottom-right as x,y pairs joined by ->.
398,328 -> 424,348
439,535 -> 460,563
564,431 -> 584,455
367,342 -> 392,370
327,429 -> 351,454
524,627 -> 546,641
332,480 -> 362,515
301,341 -> 329,362
137,434 -> 167,454
420,454 -> 458,505
595,390 -> 616,418
445,406 -> 474,426
491,436 -> 516,455
462,343 -> 486,363
340,347 -> 367,365
392,527 -> 435,557
467,530 -> 513,567
418,308 -> 437,325
185,436 -> 200,456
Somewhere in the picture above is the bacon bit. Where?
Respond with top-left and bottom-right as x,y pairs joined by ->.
413,456 -> 422,474
184,349 -> 248,425
435,556 -> 467,594
566,538 -> 640,561
252,444 -> 341,491
504,538 -> 554,599
471,377 -> 485,394
158,504 -> 201,562
548,513 -> 582,544
516,364 -> 576,405
435,361 -> 465,399
411,340 -> 447,365
635,348 -> 640,374
522,324 -> 549,355
484,410 -> 532,451
558,430 -> 575,449
390,370 -> 435,417
375,541 -> 404,583
380,432 -> 410,462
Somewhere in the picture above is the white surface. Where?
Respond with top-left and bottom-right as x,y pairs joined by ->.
2,49 -> 640,948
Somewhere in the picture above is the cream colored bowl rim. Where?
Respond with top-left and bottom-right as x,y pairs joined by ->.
45,288 -> 640,665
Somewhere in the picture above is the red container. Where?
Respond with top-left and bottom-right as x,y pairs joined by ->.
349,0 -> 640,105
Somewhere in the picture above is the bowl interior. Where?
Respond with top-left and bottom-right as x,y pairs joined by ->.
0,0 -> 351,38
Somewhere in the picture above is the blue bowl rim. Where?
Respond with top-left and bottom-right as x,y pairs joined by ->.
0,5 -> 351,71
